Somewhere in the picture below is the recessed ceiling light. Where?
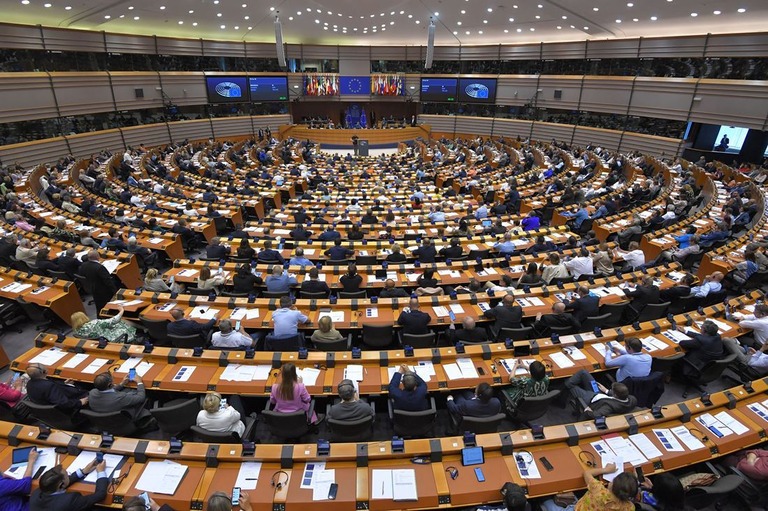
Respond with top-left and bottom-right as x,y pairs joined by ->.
483,19 -> 488,23
556,25 -> 561,29
593,7 -> 599,11
328,11 -> 333,15
737,8 -> 746,13
234,25 -> 239,29
288,17 -> 292,20
583,26 -> 589,29
415,20 -> 420,24
562,15 -> 567,19
64,5 -> 71,9
713,10 -> 721,14
529,27 -> 534,31
457,21 -> 462,25
570,25 -> 575,28
128,6 -> 134,10
242,3 -> 247,7
461,10 -> 466,14
244,15 -> 249,19
217,13 -> 222,17
119,14 -> 124,18
178,20 -> 183,24
188,10 -> 193,14
535,15 -> 540,19
508,17 -> 514,22
478,30 -> 483,34
44,2 -> 52,7
616,19 -> 621,23
133,16 -> 139,20
633,18 -> 639,21
315,19 -> 319,23
627,2 -> 634,6
650,16 -> 658,20
487,7 -> 493,12
159,5 -> 165,9
465,30 -> 470,34
516,28 -> 522,32
690,12 -> 697,16
537,4 -> 543,8
504,29 -> 508,32
193,22 -> 198,26
220,25 -> 226,29
213,0 -> 218,3
390,11 -> 394,15
408,14 -> 412,18
270,7 -> 275,11
323,26 -> 328,30
21,0 -> 29,4
400,10 -> 404,14
453,31 -> 458,35
434,12 -> 439,16
296,11 -> 301,15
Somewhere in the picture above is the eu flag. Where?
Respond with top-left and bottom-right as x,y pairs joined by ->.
340,76 -> 371,95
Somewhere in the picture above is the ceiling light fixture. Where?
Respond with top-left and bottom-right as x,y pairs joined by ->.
737,8 -> 746,13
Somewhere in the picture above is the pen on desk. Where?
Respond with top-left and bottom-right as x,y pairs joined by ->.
381,481 -> 385,495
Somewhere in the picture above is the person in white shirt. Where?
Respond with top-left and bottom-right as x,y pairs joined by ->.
723,337 -> 768,375
182,203 -> 200,216
196,391 -> 246,437
123,151 -> 134,165
211,319 -> 258,349
604,337 -> 652,381
661,204 -> 676,221
564,247 -> 594,280
690,271 -> 724,298
732,304 -> 768,346
616,241 -> 645,270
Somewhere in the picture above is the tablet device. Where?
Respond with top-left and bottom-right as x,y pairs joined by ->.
12,446 -> 35,465
461,446 -> 484,466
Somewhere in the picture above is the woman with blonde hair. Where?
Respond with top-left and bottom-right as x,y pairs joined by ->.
70,305 -> 137,343
386,243 -> 407,263
196,391 -> 246,437
143,268 -> 182,293
269,362 -> 320,425
310,315 -> 344,346
197,266 -> 226,293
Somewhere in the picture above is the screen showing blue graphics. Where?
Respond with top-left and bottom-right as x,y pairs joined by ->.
340,76 -> 372,95
249,76 -> 288,101
458,78 -> 497,103
205,76 -> 248,103
420,78 -> 457,102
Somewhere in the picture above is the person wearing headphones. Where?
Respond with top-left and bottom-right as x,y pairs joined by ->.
388,363 -> 429,411
25,364 -> 88,414
327,379 -> 375,422
30,458 -> 108,511
207,491 -> 252,511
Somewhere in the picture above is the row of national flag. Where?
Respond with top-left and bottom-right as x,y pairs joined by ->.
304,74 -> 404,96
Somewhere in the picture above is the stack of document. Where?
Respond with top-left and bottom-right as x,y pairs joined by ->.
343,365 -> 365,381
135,460 -> 189,495
29,348 -> 68,366
317,310 -> 344,323
67,451 -> 125,483
190,306 -> 219,320
220,364 -> 271,382
296,367 -> 321,385
1,282 -> 32,293
115,357 -> 154,377
548,352 -> 575,369
662,329 -> 692,344
371,469 -> 417,501
230,308 -> 260,320
443,358 -> 480,380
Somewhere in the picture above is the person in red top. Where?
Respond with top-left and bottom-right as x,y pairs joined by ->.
726,449 -> 768,481
0,375 -> 24,409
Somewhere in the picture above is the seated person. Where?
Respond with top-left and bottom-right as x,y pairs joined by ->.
205,237 -> 230,259
167,308 -> 215,339
196,391 -> 246,437
524,235 -> 554,255
301,267 -> 331,296
500,360 -> 549,418
388,364 -> 428,411
327,379 -> 375,421
677,320 -> 724,377
565,369 -> 637,418
207,491 -> 252,511
70,305 -> 137,344
605,337 -> 652,381
339,263 -> 363,293
562,285 -> 599,323
144,268 -> 182,294
0,445 -> 38,511
271,295 -> 310,339
447,317 -> 489,344
623,274 -> 660,318
25,363 -> 88,414
483,294 -> 523,334
637,472 -> 687,511
257,240 -> 284,264
289,248 -> 313,267
533,302 -> 580,335
211,319 -> 258,349
690,271 -> 724,298
478,483 -> 530,511
265,266 -> 298,293
541,253 -> 570,284
232,264 -> 263,294
397,298 -> 431,335
564,247 -> 595,280
439,238 -> 464,259
88,372 -> 153,429
269,363 -> 319,424
311,315 -> 344,346
412,238 -> 437,263
725,448 -> 768,482
122,494 -> 176,511
196,266 -> 226,293
447,383 -> 501,423
541,463 -> 637,511
415,268 -> 443,296
31,458 -> 109,511
616,241 -> 645,270
379,279 -> 409,298
385,244 -> 407,263
660,273 -> 695,301
517,263 -> 541,287
325,239 -> 354,261
236,238 -> 255,259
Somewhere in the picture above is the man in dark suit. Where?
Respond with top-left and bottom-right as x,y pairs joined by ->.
360,210 -> 378,224
290,225 -> 312,241
126,238 -> 158,269
565,369 -> 638,419
257,240 -> 285,264
379,279 -> 409,298
447,382 -> 501,423
31,458 -> 109,511
205,237 -> 231,259
483,294 -> 523,334
397,298 -> 431,335
318,226 -> 341,241
300,267 -> 330,296
55,247 -> 82,279
623,275 -> 660,319
325,239 -> 354,261
0,234 -> 17,266
438,238 -> 464,260
447,317 -> 489,344
88,371 -> 152,426
412,238 -> 437,263
25,364 -> 88,414
660,273 -> 695,302
293,207 -> 309,224
167,308 -> 215,340
77,250 -> 117,316
327,379 -> 374,422
678,320 -> 725,377
388,364 -> 428,411
533,302 -> 581,335
563,285 -> 600,323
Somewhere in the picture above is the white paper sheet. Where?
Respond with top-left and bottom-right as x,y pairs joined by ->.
449,304 -> 465,314
62,353 -> 89,369
135,460 -> 188,495
301,462 -> 326,489
432,306 -> 449,318
601,453 -> 624,482
549,352 -> 575,368
297,367 -> 321,386
344,365 -> 365,382
82,358 -> 108,374
102,260 -> 121,274
3,447 -> 56,480
456,358 -> 479,378
234,462 -> 262,490
29,348 -> 68,366
604,436 -> 648,466
318,310 -> 344,323
653,429 -> 684,452
563,346 -> 587,360
714,411 -> 750,435
442,363 -> 463,380
629,433 -> 663,460
67,451 -> 125,483
172,366 -> 196,382
697,413 -> 734,438
670,426 -> 706,450
312,469 -> 336,501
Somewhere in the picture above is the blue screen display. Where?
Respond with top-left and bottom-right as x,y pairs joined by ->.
249,76 -> 288,101
205,76 -> 248,103
458,78 -> 497,103
420,78 -> 457,102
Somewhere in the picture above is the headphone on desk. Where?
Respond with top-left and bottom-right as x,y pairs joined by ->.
578,450 -> 597,468
445,466 -> 459,480
271,470 -> 289,490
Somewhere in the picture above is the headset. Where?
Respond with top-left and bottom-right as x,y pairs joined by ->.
445,466 -> 459,480
271,470 -> 289,490
687,428 -> 709,443
578,450 -> 597,468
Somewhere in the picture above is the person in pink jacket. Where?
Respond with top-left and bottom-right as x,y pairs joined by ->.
269,363 -> 320,425
0,375 -> 24,409
727,449 -> 768,481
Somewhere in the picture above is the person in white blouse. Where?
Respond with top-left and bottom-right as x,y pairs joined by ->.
196,392 -> 246,437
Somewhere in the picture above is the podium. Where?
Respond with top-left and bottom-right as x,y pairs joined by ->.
357,139 -> 369,156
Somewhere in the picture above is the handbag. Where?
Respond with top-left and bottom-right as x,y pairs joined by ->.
553,491 -> 578,507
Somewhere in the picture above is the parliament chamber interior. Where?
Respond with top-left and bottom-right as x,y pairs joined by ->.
1,1 -> 768,511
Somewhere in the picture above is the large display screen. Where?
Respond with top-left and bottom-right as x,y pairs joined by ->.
205,76 -> 248,103
713,125 -> 749,153
249,76 -> 288,101
420,78 -> 457,102
458,78 -> 497,103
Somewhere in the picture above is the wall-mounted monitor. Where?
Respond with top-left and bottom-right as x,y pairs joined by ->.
249,76 -> 289,101
458,78 -> 497,103
420,78 -> 457,102
205,76 -> 248,103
